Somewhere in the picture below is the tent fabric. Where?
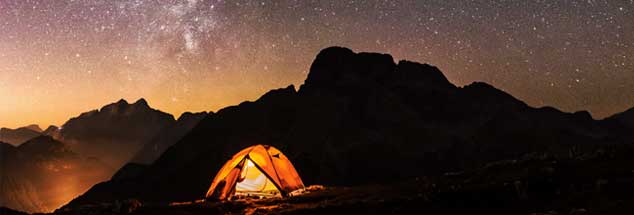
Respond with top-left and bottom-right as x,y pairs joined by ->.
235,159 -> 278,192
205,145 -> 305,200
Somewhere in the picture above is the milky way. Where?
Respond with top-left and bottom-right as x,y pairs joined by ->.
1,0 -> 633,128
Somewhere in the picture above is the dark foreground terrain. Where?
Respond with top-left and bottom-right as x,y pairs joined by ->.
49,148 -> 634,215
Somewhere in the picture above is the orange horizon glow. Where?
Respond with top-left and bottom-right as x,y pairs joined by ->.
0,89 -> 279,129
2,0 -> 634,134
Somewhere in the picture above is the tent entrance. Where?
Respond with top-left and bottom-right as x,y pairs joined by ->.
234,158 -> 280,198
205,145 -> 305,200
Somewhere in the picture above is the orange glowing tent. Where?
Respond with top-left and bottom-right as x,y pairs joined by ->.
205,145 -> 305,200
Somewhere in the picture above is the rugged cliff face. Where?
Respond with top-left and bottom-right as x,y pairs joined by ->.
64,47 -> 634,208
0,127 -> 42,146
0,99 -> 182,213
58,98 -> 176,168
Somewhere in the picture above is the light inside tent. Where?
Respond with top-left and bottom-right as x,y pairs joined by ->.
235,159 -> 279,196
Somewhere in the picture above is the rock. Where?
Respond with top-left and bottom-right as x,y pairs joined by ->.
0,127 -> 42,146
59,98 -> 176,168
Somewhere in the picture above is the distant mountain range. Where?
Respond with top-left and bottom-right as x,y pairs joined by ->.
0,136 -> 111,213
1,99 -> 207,213
60,47 -> 634,209
0,126 -> 42,146
1,124 -> 63,147
58,98 -> 176,168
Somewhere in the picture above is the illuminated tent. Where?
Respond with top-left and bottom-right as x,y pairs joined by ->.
205,145 -> 305,200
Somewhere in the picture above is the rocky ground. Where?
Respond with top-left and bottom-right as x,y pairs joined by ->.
46,150 -> 634,215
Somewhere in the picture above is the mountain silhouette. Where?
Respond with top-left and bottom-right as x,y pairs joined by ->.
42,126 -> 60,139
605,107 -> 634,130
0,126 -> 42,146
63,47 -> 634,208
58,98 -> 176,168
16,135 -> 68,155
23,124 -> 43,133
2,99 -> 204,213
129,112 -> 208,165
0,136 -> 112,213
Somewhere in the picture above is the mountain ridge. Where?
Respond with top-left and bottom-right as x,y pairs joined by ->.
62,47 -> 634,209
1,135 -> 112,213
58,98 -> 176,168
0,127 -> 42,146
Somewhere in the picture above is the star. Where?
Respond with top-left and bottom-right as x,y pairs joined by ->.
0,0 -> 633,128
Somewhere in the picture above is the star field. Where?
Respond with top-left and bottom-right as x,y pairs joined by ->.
1,0 -> 633,128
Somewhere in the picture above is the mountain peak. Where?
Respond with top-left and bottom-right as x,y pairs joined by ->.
461,81 -> 528,108
0,126 -> 42,146
17,135 -> 68,155
24,124 -> 43,132
71,99 -> 174,124
302,46 -> 356,89
58,97 -> 176,167
100,98 -> 153,114
116,99 -> 129,105
391,60 -> 455,90
177,111 -> 208,121
134,98 -> 149,107
300,47 -> 458,95
43,125 -> 61,139
44,125 -> 58,133
301,46 -> 397,93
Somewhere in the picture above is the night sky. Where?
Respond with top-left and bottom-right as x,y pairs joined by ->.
1,0 -> 633,128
